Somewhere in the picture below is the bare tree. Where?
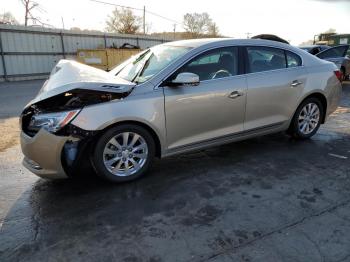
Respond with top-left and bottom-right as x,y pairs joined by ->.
183,12 -> 219,38
105,8 -> 142,34
20,0 -> 47,26
207,22 -> 220,37
0,12 -> 19,25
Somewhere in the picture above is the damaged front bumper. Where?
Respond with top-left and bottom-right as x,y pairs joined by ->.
19,64 -> 134,179
21,129 -> 79,179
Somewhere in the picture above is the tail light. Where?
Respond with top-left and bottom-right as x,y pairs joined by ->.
334,70 -> 343,82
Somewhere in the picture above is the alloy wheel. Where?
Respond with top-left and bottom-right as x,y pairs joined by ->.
102,132 -> 148,177
298,103 -> 320,135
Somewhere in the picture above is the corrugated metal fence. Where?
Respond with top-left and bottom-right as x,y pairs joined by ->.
0,25 -> 172,81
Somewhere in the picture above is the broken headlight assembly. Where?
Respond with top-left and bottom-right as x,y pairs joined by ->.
28,109 -> 81,133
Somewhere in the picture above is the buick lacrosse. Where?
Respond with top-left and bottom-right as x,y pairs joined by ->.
20,38 -> 342,182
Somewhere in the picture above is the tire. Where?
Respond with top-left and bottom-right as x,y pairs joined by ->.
91,124 -> 155,183
288,97 -> 324,139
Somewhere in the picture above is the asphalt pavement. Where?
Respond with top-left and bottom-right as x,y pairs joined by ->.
0,80 -> 350,262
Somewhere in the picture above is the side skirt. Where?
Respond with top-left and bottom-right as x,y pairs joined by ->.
162,122 -> 287,158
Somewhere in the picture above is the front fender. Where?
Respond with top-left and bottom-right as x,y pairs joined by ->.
71,89 -> 166,154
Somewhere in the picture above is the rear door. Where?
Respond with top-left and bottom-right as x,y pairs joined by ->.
244,46 -> 307,130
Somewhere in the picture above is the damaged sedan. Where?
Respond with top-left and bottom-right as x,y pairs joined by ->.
20,39 -> 342,182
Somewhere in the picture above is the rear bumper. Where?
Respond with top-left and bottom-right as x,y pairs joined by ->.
20,129 -> 70,179
325,81 -> 342,120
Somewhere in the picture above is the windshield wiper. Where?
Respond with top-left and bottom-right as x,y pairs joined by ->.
133,49 -> 151,65
131,53 -> 153,83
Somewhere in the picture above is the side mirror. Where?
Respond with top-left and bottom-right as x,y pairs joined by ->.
171,72 -> 200,86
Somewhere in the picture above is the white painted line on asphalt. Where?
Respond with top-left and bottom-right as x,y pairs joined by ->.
329,153 -> 348,159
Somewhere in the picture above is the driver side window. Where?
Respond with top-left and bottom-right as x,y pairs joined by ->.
178,47 -> 239,81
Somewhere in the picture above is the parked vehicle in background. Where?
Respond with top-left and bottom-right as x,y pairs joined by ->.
20,38 -> 342,183
316,45 -> 350,81
299,45 -> 330,55
251,34 -> 289,44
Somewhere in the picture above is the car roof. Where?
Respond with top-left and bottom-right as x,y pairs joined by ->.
163,38 -> 308,58
161,38 -> 327,67
163,38 -> 301,51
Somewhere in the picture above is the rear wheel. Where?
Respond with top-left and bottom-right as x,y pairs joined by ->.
92,124 -> 155,182
288,98 -> 324,139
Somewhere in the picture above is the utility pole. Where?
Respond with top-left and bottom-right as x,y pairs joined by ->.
23,0 -> 29,26
143,6 -> 146,34
173,24 -> 176,39
61,16 -> 65,30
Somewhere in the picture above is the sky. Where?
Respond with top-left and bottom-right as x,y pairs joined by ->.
1,0 -> 350,45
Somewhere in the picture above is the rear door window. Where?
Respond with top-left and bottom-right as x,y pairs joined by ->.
247,47 -> 287,73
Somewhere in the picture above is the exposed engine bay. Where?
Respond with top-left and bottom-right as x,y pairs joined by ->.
21,89 -> 128,137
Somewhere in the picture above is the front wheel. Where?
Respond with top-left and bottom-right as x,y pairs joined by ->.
288,98 -> 324,139
92,124 -> 155,182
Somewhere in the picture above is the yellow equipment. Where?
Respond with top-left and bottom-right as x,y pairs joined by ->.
76,48 -> 142,71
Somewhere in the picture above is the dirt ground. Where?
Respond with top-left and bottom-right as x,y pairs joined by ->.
0,117 -> 20,152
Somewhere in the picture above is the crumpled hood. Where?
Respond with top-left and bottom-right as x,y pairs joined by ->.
30,59 -> 135,105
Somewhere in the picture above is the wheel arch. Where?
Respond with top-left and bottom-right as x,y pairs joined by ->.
98,120 -> 163,158
296,92 -> 328,124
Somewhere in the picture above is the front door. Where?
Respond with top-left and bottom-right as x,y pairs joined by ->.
163,46 -> 247,150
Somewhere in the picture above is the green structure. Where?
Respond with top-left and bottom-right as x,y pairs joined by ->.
314,33 -> 350,46
328,34 -> 350,46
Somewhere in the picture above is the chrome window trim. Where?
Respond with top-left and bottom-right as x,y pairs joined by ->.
155,44 -> 305,89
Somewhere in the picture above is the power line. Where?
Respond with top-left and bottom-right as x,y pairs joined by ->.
146,10 -> 182,24
89,0 -> 182,25
90,0 -> 143,11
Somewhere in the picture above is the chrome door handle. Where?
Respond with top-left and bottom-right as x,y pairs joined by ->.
228,91 -> 243,99
291,80 -> 302,87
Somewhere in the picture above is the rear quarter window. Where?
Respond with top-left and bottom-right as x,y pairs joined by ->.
286,51 -> 302,68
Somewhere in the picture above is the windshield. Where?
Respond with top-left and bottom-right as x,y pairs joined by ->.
111,45 -> 192,84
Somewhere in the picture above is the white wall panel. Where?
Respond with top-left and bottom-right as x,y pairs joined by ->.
0,25 -> 171,81
4,55 -> 63,75
63,35 -> 105,52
